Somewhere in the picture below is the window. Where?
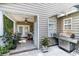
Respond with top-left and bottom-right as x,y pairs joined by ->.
49,23 -> 53,29
48,18 -> 57,37
48,23 -> 54,37
64,18 -> 72,30
19,26 -> 23,34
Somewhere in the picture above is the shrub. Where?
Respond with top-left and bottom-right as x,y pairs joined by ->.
7,39 -> 14,50
0,46 -> 9,55
41,37 -> 49,47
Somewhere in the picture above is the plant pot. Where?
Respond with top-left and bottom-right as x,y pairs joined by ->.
41,46 -> 48,53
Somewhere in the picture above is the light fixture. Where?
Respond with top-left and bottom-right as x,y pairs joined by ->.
25,18 -> 28,23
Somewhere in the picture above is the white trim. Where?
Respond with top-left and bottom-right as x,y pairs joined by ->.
0,11 -> 4,36
13,21 -> 16,33
48,17 -> 49,37
2,11 -> 4,36
63,18 -> 72,30
37,15 -> 40,49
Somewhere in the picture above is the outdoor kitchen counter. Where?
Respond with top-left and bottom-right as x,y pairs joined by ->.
58,37 -> 78,53
59,37 -> 78,44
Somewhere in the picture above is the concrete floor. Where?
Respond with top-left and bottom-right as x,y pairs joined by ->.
10,46 -> 79,56
9,39 -> 37,55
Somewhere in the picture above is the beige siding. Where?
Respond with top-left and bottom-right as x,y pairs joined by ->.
57,18 -> 63,34
72,15 -> 79,38
58,12 -> 79,38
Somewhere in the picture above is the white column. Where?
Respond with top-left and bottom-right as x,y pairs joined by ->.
0,11 -> 3,36
33,16 -> 39,49
13,21 -> 16,33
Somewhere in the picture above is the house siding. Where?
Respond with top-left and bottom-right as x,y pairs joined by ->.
58,12 -> 79,39
0,3 -> 74,39
57,18 -> 63,34
0,4 -> 49,40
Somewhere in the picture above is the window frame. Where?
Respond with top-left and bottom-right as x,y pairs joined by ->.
48,17 -> 57,37
63,18 -> 72,30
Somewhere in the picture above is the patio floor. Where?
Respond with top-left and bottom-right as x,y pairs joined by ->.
10,46 -> 79,56
9,38 -> 37,55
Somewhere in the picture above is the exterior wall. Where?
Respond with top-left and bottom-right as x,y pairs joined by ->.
0,11 -> 3,36
0,3 -> 78,39
0,3 -> 72,39
57,12 -> 79,38
57,17 -> 63,34
0,4 -> 49,39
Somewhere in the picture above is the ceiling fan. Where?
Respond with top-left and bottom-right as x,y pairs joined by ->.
24,17 -> 33,23
25,18 -> 29,23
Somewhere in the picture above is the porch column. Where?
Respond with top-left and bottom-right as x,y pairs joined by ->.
33,16 -> 39,49
0,10 -> 3,36
13,21 -> 16,33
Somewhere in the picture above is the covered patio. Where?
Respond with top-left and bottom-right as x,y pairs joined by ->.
2,10 -> 39,55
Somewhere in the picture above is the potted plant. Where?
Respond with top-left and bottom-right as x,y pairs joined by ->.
41,37 -> 49,53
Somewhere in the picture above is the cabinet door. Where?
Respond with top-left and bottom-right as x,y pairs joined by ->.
59,39 -> 70,51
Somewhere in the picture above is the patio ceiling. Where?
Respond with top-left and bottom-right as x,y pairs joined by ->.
5,12 -> 35,22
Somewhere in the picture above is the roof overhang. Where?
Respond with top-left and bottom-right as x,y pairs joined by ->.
57,7 -> 79,18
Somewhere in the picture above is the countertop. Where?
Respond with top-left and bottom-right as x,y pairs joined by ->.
59,36 -> 78,44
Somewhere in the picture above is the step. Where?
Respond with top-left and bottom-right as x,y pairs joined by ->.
9,48 -> 38,55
